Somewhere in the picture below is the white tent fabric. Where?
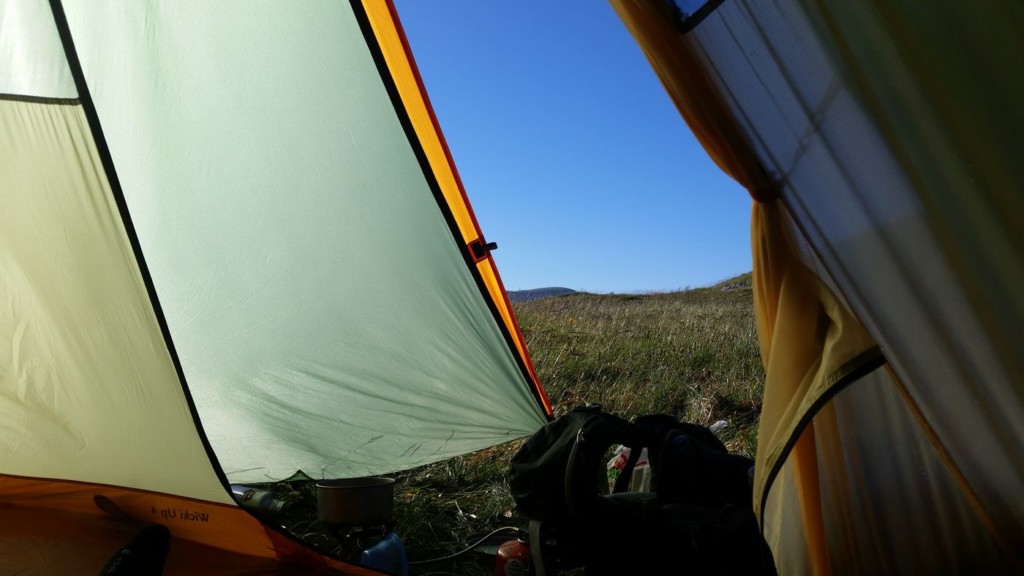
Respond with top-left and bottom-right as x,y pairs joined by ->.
2,2 -> 549,572
58,0 -> 547,482
3,0 -> 547,500
0,0 -> 75,98
1,98 -> 233,503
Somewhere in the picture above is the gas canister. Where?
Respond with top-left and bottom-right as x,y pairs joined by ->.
494,534 -> 530,576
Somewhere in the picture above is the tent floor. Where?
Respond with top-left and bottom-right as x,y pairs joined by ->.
0,506 -> 335,575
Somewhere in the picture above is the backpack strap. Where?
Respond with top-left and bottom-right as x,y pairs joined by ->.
563,414 -> 603,519
529,519 -> 547,576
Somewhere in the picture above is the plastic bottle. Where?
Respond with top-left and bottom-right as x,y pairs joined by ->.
495,533 -> 530,576
230,484 -> 292,513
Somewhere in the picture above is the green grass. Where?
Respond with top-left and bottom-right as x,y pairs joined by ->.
519,281 -> 762,452
278,273 -> 764,575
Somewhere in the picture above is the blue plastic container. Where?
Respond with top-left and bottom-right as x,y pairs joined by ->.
360,533 -> 408,576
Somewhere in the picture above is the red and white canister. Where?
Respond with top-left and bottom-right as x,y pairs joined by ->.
495,535 -> 530,576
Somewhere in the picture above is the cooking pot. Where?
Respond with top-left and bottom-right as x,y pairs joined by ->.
316,477 -> 395,527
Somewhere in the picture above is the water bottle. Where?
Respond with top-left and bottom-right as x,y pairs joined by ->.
230,484 -> 292,513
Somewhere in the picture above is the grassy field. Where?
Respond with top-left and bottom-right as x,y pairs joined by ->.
275,273 -> 765,574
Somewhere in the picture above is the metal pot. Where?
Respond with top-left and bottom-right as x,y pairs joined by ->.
316,477 -> 395,527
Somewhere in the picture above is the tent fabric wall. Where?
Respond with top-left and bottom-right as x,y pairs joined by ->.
798,2 -> 1024,382
2,0 -> 551,573
610,0 -> 879,518
613,0 -> 1024,573
48,0 -> 548,483
1,3 -> 327,570
0,75 -> 354,576
361,1 -> 549,414
749,201 -> 880,524
0,98 -> 230,503
0,0 -> 75,98
763,369 -> 1017,575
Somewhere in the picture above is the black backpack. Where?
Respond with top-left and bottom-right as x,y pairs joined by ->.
508,404 -> 776,575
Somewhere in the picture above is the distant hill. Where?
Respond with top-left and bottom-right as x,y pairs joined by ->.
507,287 -> 577,303
711,272 -> 753,292
505,273 -> 752,303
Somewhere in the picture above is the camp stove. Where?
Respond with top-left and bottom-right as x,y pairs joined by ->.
325,522 -> 396,563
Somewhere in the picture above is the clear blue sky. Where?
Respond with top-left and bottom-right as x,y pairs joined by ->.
392,1 -> 752,294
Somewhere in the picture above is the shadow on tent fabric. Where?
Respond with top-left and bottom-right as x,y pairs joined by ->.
99,524 -> 170,576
